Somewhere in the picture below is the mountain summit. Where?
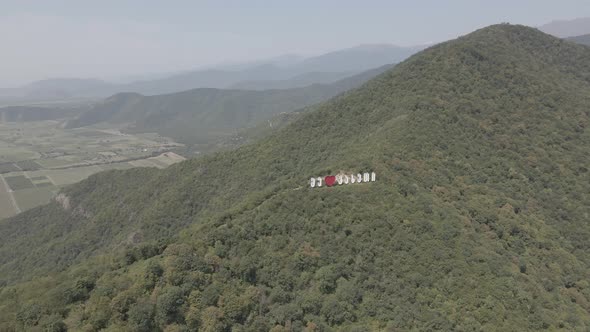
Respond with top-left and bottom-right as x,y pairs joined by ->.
1,24 -> 589,331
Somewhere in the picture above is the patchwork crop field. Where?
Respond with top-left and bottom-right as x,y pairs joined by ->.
0,120 -> 186,219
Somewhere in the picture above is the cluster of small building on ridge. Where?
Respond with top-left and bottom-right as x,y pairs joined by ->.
310,172 -> 376,188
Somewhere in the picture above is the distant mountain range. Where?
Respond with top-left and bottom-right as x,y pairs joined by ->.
538,17 -> 590,37
210,53 -> 307,71
0,78 -> 112,101
292,44 -> 423,72
0,44 -> 423,101
228,71 -> 356,90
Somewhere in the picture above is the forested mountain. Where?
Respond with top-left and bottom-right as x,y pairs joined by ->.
65,65 -> 394,147
1,24 -> 590,331
568,33 -> 590,46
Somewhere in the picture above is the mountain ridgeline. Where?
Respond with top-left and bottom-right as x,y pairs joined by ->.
1,24 -> 590,331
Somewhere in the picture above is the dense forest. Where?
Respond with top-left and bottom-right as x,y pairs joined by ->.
1,24 -> 589,331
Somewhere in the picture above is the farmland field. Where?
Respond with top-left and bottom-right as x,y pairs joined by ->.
4,175 -> 35,190
12,187 -> 56,211
0,163 -> 20,173
0,120 -> 186,219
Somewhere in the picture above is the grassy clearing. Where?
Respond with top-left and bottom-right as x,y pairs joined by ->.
145,158 -> 169,168
161,152 -> 186,162
97,162 -> 136,171
128,159 -> 159,168
145,153 -> 186,168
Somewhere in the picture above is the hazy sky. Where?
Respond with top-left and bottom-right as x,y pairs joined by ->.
1,0 -> 590,87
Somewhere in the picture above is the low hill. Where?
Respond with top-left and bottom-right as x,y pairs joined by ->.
568,33 -> 590,46
66,65 -> 395,148
0,78 -> 113,101
1,24 -> 589,331
0,105 -> 82,122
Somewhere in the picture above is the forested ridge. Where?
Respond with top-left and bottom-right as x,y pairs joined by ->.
1,24 -> 589,331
